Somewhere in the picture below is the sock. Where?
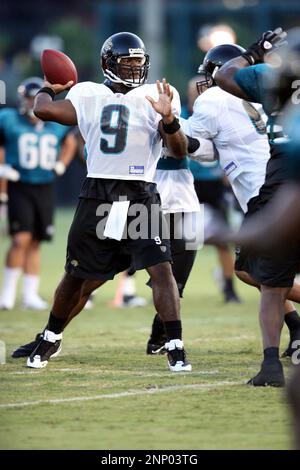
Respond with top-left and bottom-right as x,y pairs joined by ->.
123,276 -> 136,297
263,347 -> 279,363
223,278 -> 234,292
285,311 -> 300,333
150,313 -> 166,341
22,274 -> 40,302
164,320 -> 182,341
0,267 -> 22,308
47,312 -> 66,334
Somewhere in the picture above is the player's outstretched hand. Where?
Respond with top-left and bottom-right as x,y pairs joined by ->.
242,27 -> 288,65
43,79 -> 74,95
146,79 -> 174,119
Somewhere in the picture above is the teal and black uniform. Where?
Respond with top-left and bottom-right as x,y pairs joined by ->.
233,64 -> 300,287
0,108 -> 70,240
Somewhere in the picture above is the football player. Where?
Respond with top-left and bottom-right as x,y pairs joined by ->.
16,32 -> 191,372
214,29 -> 300,444
181,40 -> 300,386
0,77 -> 77,310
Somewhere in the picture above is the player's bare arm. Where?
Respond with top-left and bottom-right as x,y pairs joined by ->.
146,79 -> 188,159
214,56 -> 253,100
215,27 -> 287,100
34,80 -> 77,125
54,132 -> 78,176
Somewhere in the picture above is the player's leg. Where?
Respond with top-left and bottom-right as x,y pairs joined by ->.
248,285 -> 290,387
110,268 -> 147,308
146,261 -> 191,371
236,270 -> 300,358
27,274 -> 105,368
25,197 -> 127,368
147,233 -> 197,355
0,231 -> 32,309
12,275 -> 105,358
217,244 -> 241,302
22,239 -> 48,310
1,181 -> 37,309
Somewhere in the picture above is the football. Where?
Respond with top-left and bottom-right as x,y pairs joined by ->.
40,49 -> 78,87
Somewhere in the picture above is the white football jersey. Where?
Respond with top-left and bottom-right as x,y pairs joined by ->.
155,168 -> 200,214
181,86 -> 271,212
66,81 -> 181,182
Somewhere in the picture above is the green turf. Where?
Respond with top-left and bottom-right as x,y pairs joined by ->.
0,209 -> 293,449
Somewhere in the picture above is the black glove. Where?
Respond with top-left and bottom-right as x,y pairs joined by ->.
242,27 -> 287,65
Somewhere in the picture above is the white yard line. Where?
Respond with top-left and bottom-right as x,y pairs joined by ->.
7,369 -> 220,376
0,380 -> 241,409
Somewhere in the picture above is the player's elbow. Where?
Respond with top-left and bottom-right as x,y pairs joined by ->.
33,103 -> 53,121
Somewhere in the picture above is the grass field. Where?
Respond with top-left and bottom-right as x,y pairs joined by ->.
0,209 -> 294,450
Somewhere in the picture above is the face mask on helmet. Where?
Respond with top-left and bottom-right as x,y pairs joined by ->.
196,44 -> 245,95
101,32 -> 150,88
196,66 -> 214,95
18,77 -> 44,116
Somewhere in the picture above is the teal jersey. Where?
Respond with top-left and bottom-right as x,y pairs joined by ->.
234,64 -> 288,148
188,159 -> 222,181
0,108 -> 70,184
286,109 -> 300,181
156,155 -> 189,171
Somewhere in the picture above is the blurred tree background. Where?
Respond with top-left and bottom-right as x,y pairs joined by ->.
0,0 -> 300,204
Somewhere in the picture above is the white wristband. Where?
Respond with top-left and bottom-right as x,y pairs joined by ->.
54,161 -> 66,176
0,192 -> 8,203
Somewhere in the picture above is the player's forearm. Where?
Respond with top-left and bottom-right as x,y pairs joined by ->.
58,133 -> 77,167
34,93 -> 77,125
214,56 -> 251,100
160,116 -> 188,159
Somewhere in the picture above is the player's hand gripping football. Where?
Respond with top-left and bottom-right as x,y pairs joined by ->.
242,27 -> 288,65
43,78 -> 74,95
146,79 -> 174,121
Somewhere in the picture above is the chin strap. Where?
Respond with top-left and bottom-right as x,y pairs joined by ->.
103,69 -> 142,88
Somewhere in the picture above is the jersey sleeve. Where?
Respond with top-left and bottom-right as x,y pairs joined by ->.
180,94 -> 219,139
65,83 -> 83,115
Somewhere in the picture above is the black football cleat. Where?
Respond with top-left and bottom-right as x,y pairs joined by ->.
224,290 -> 242,304
11,333 -> 43,358
146,313 -> 167,355
165,339 -> 192,372
146,340 -> 167,355
247,360 -> 285,387
27,329 -> 62,369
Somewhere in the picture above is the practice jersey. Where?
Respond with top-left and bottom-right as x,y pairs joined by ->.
0,108 -> 70,184
155,151 -> 200,213
66,81 -> 181,183
181,86 -> 271,212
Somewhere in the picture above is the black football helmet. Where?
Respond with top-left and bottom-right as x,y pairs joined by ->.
101,32 -> 150,88
17,77 -> 44,116
197,44 -> 245,94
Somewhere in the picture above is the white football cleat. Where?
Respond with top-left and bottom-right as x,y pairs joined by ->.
27,329 -> 62,369
165,339 -> 192,372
